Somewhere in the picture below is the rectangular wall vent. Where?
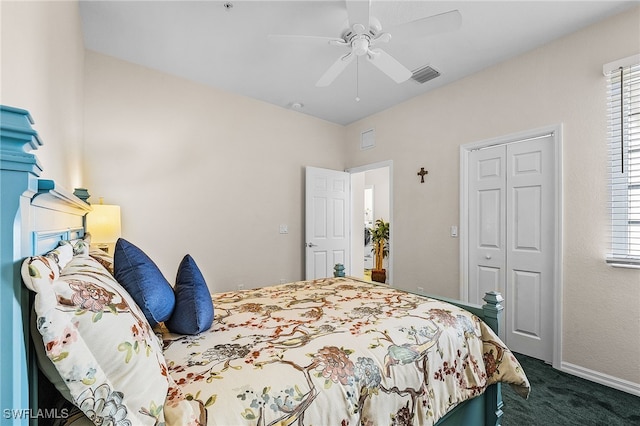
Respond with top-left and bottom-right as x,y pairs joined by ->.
411,65 -> 441,84
360,128 -> 375,150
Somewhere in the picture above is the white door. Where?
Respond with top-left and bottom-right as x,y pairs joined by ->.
468,135 -> 556,363
305,167 -> 351,279
468,146 -> 507,308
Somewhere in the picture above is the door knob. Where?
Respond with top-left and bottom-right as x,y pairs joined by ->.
485,254 -> 492,259
306,242 -> 317,248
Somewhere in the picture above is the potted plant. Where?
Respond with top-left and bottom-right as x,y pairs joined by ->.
369,218 -> 389,283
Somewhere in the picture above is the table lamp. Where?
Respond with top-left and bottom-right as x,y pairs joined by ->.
86,198 -> 121,254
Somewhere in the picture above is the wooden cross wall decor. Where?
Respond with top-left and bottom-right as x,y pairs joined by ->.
417,167 -> 428,183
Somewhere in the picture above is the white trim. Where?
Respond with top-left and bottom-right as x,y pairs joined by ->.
459,124 -> 563,369
608,262 -> 640,269
561,362 -> 640,397
347,160 -> 393,174
603,53 -> 640,75
554,125 -> 564,372
347,160 -> 394,285
459,147 -> 470,302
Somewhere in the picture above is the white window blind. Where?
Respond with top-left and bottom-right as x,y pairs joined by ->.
605,55 -> 640,267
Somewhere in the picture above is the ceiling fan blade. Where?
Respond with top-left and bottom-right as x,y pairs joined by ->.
268,34 -> 345,47
391,9 -> 462,40
346,0 -> 370,30
316,53 -> 354,87
367,49 -> 412,83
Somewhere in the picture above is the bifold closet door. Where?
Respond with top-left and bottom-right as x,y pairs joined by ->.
468,135 -> 555,362
468,146 -> 507,309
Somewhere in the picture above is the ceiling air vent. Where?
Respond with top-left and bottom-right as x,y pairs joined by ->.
411,65 -> 440,84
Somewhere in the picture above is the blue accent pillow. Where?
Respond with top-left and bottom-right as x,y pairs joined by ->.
113,238 -> 175,326
165,254 -> 214,335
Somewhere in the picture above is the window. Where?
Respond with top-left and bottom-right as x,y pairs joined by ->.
605,55 -> 640,267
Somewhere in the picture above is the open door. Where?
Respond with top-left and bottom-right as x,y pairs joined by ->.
305,167 -> 351,279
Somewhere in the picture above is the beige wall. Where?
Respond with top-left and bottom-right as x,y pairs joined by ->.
82,51 -> 345,290
344,8 -> 640,386
0,1 -> 84,189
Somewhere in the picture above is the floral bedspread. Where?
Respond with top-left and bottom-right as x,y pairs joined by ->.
161,278 -> 529,425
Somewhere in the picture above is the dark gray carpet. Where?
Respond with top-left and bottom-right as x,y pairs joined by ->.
502,353 -> 640,426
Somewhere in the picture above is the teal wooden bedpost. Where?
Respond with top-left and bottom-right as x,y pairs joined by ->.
0,105 -> 43,424
481,291 -> 503,336
482,291 -> 505,426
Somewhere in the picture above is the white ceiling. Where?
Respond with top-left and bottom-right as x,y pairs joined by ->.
80,1 -> 637,125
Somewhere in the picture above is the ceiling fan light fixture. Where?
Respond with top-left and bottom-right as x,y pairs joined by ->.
352,37 -> 369,56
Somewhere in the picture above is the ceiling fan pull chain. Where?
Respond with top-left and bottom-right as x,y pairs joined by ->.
355,56 -> 361,102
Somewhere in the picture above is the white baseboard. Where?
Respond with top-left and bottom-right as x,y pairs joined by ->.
560,361 -> 640,397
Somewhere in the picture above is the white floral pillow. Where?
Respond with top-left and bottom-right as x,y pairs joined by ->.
22,246 -> 174,425
73,234 -> 115,275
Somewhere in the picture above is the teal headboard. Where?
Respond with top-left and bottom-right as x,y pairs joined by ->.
0,106 -> 91,424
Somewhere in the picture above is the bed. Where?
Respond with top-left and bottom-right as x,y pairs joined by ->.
1,105 -> 529,425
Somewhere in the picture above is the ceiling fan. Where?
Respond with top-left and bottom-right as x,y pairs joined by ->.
271,0 -> 462,87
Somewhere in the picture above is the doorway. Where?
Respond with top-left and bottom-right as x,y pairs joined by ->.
460,125 -> 562,367
304,162 -> 393,283
348,161 -> 393,284
363,185 -> 375,272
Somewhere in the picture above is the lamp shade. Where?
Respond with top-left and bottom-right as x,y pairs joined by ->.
87,204 -> 122,244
